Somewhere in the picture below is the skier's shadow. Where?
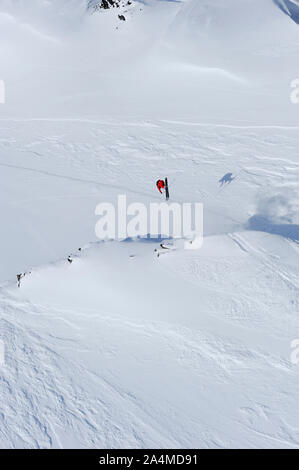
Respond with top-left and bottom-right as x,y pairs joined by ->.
219,172 -> 236,187
247,215 -> 299,242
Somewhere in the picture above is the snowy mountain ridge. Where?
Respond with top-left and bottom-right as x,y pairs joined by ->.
0,0 -> 299,450
1,0 -> 299,122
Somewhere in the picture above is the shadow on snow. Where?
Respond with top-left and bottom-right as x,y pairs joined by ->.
247,215 -> 299,242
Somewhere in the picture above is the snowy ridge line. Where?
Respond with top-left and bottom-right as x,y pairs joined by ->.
1,118 -> 299,130
2,231 -> 292,350
160,120 -> 299,130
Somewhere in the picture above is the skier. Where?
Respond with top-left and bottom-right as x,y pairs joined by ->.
156,178 -> 169,200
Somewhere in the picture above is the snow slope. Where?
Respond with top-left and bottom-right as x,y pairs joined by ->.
0,0 -> 299,122
1,231 -> 299,448
0,0 -> 299,449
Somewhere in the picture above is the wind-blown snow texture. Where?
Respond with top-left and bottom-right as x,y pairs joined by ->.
0,0 -> 299,449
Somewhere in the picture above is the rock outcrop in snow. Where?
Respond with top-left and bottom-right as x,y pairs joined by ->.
274,0 -> 299,23
88,0 -> 134,21
88,0 -> 132,10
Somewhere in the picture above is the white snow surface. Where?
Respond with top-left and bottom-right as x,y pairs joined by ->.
0,0 -> 299,449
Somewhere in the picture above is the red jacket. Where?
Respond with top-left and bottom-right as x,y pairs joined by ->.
156,179 -> 165,194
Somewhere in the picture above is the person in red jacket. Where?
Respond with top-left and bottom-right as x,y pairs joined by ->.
156,179 -> 165,194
